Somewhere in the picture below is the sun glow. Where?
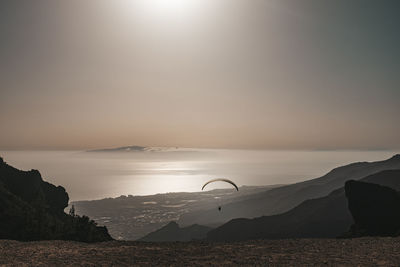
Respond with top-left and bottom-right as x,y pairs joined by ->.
132,0 -> 204,22
141,0 -> 197,16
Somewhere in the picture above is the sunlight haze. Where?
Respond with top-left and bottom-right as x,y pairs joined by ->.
1,0 -> 399,150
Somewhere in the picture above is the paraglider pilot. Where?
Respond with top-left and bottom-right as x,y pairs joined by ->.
202,178 -> 239,213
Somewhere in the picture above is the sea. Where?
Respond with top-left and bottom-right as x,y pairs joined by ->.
0,149 -> 398,201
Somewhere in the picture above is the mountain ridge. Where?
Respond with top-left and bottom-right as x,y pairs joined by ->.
207,169 -> 400,241
179,154 -> 400,227
139,221 -> 212,242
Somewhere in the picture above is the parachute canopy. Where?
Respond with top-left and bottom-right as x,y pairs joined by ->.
202,178 -> 239,191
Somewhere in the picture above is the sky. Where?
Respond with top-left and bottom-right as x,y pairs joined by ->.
0,0 -> 399,150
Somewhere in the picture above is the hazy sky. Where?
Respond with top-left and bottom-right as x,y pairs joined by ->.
1,0 -> 399,150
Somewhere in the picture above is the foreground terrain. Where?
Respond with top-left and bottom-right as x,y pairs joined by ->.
1,237 -> 399,266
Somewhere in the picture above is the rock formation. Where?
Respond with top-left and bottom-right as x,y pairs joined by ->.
345,178 -> 400,236
0,157 -> 112,242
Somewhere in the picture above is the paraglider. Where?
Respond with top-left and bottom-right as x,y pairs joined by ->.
202,178 -> 239,191
202,178 -> 239,211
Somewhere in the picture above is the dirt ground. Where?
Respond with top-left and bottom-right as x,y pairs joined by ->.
0,237 -> 400,266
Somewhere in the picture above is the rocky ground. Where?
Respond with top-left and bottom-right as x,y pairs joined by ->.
0,237 -> 400,266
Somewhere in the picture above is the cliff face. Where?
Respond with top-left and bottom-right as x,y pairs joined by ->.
345,178 -> 400,237
0,160 -> 68,214
0,157 -> 112,242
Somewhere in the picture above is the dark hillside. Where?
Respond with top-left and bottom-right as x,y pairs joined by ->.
0,157 -> 112,242
208,169 -> 400,241
180,155 -> 400,227
140,221 -> 211,242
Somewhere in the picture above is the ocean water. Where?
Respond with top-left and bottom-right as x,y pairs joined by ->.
0,149 -> 398,201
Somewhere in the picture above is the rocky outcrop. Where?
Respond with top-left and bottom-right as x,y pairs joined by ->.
0,157 -> 112,242
345,178 -> 400,236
